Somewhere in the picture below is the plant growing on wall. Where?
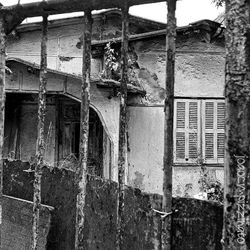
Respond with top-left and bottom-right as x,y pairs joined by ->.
101,42 -> 120,80
101,42 -> 140,86
194,151 -> 223,204
198,164 -> 224,204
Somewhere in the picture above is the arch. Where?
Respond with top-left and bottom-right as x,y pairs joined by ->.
63,93 -> 114,147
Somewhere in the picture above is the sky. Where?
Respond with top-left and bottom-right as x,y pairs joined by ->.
0,0 -> 224,26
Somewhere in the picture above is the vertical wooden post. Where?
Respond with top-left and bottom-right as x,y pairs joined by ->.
75,9 -> 92,250
116,2 -> 129,250
223,1 -> 250,249
32,14 -> 48,250
162,0 -> 176,249
0,15 -> 5,250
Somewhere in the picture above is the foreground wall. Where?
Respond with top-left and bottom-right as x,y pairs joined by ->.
2,195 -> 52,250
3,160 -> 223,250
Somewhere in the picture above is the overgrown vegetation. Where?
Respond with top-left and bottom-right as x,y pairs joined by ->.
101,42 -> 120,81
212,0 -> 224,7
101,42 -> 140,86
199,165 -> 224,204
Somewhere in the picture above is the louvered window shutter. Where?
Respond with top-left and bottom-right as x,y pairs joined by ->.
202,100 -> 225,163
174,99 -> 200,163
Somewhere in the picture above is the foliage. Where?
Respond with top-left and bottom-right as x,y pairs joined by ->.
198,165 -> 224,204
212,0 -> 225,7
101,42 -> 140,86
101,42 -> 120,80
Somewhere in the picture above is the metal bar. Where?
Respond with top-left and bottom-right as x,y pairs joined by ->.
1,0 -> 163,18
116,2 -> 129,250
223,1 -> 250,249
32,14 -> 48,250
0,15 -> 5,250
162,0 -> 176,249
75,9 -> 92,250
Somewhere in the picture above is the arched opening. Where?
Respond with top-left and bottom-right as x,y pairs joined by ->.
4,93 -> 112,179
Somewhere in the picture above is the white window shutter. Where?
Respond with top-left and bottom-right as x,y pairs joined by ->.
174,99 -> 201,163
217,102 -> 225,161
202,100 -> 225,164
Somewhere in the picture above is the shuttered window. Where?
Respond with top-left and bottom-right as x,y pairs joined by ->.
174,99 -> 225,164
202,100 -> 225,163
174,100 -> 201,163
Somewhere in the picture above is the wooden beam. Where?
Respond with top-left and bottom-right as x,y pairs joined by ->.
162,0 -> 176,249
32,14 -> 48,250
223,1 -> 250,249
0,15 -> 5,250
116,3 -> 129,250
75,9 -> 92,250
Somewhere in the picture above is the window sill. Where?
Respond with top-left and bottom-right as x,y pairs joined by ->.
173,163 -> 224,168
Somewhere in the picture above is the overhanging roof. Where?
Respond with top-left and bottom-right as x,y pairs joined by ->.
7,57 -> 146,95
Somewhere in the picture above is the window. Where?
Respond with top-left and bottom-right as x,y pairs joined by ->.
174,99 -> 225,164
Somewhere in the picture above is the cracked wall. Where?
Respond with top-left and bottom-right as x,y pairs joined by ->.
127,33 -> 225,196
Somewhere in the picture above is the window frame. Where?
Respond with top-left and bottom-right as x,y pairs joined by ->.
173,98 -> 225,165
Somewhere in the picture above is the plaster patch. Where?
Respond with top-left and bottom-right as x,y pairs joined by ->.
133,171 -> 145,190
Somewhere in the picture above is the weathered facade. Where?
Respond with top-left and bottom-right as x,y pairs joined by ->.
4,10 -> 225,198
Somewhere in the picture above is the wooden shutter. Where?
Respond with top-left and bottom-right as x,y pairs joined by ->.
174,99 -> 201,163
202,100 -> 225,164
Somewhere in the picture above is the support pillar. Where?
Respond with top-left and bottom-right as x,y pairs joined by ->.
75,9 -> 92,250
223,1 -> 250,249
0,15 -> 6,250
32,14 -> 48,250
116,2 -> 129,250
162,0 -> 176,249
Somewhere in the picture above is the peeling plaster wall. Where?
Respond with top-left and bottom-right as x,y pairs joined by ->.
127,35 -> 225,196
128,107 -> 164,194
6,16 -> 226,195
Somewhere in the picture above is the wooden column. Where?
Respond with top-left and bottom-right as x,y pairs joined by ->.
0,15 -> 6,249
32,14 -> 48,250
162,0 -> 176,249
223,1 -> 250,249
75,9 -> 92,250
116,3 -> 129,250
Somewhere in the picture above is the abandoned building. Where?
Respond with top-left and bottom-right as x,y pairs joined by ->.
2,0 -> 250,248
0,2 -> 227,248
4,9 -> 225,198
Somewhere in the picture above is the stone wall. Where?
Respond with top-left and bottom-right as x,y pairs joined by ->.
3,160 -> 223,250
2,195 -> 52,250
3,160 -> 77,250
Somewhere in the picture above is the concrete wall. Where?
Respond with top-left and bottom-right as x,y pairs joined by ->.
3,160 -> 223,250
127,35 -> 225,196
2,195 -> 52,250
